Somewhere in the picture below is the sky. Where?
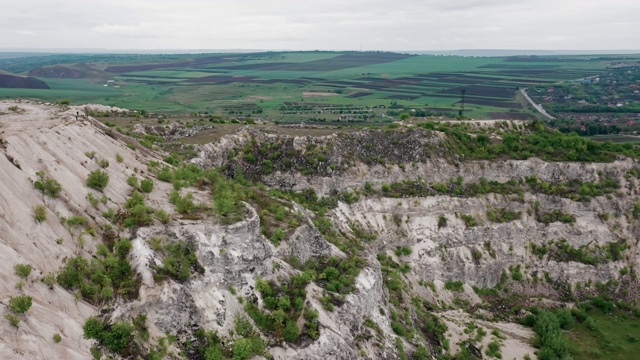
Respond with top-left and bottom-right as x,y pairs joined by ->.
1,0 -> 639,51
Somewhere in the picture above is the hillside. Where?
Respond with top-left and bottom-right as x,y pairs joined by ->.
0,74 -> 49,89
1,100 -> 640,359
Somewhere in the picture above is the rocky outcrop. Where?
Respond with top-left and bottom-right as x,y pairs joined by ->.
193,127 -> 636,196
2,103 -> 639,360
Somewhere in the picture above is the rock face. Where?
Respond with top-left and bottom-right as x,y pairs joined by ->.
0,74 -> 49,89
333,194 -> 629,289
1,103 -> 639,360
0,101 -> 168,359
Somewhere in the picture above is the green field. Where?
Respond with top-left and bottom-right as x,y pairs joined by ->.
566,310 -> 640,359
1,51 -> 637,121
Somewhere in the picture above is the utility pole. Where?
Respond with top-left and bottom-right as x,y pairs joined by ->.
459,88 -> 466,117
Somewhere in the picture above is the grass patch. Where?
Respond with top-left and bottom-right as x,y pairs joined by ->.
565,309 -> 640,360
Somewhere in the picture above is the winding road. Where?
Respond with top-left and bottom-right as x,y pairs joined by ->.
521,88 -> 555,120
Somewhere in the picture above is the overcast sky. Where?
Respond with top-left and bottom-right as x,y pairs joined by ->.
1,0 -> 638,51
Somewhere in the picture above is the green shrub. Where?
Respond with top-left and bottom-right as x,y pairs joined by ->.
304,308 -> 320,340
269,228 -> 285,246
9,295 -> 33,313
41,273 -> 56,289
33,205 -> 47,222
460,214 -> 477,228
536,209 -> 575,224
414,345 -> 430,360
391,320 -> 406,336
66,215 -> 87,227
156,210 -> 170,224
438,214 -> 448,229
140,179 -> 154,193
487,207 -> 522,223
53,333 -> 62,343
283,320 -> 300,342
34,171 -> 62,198
154,241 -> 202,282
633,202 -> 640,218
103,321 -> 134,354
127,175 -> 139,189
445,280 -> 464,292
537,238 -> 628,265
83,317 -> 105,339
83,317 -> 135,356
510,264 -> 523,281
57,238 -> 139,304
485,340 -> 502,359
98,159 -> 109,168
87,193 -> 100,208
591,296 -> 614,313
234,316 -> 254,338
232,337 -> 264,360
115,154 -> 124,163
87,170 -> 109,191
14,263 -> 32,279
395,336 -> 408,360
102,208 -> 115,220
523,310 -> 570,360
90,346 -> 103,360
394,246 -> 413,257
433,182 -> 448,193
4,313 -> 20,327
169,191 -> 198,216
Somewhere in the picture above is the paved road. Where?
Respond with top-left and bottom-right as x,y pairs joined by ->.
521,88 -> 555,120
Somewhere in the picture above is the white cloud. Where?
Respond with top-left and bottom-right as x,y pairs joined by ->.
92,23 -> 163,38
0,0 -> 638,50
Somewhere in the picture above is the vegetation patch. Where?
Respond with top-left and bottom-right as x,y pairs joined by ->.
87,170 -> 110,191
83,317 -> 137,357
57,238 -> 140,304
33,204 -> 47,222
34,171 -> 62,198
530,238 -> 628,265
535,208 -> 576,224
8,295 -> 33,313
14,263 -> 32,279
487,207 -> 522,223
417,120 -> 640,162
152,241 -> 204,282
245,275 -> 318,344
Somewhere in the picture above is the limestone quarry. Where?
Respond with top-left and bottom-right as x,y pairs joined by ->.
1,100 -> 639,360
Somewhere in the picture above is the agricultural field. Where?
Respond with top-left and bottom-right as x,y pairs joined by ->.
1,51 -> 638,122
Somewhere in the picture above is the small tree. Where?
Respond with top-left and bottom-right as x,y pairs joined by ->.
9,295 -> 33,313
87,170 -> 109,191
